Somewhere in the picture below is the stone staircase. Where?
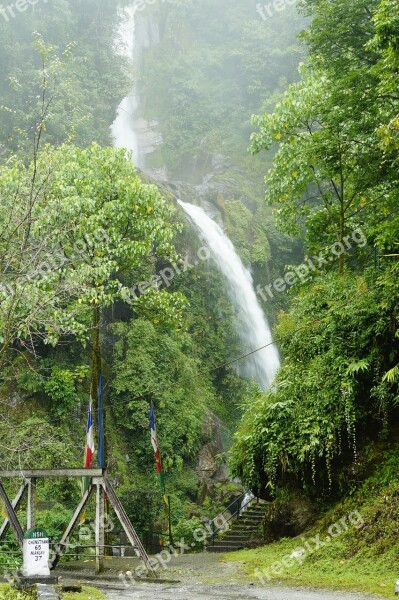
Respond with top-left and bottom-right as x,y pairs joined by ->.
207,500 -> 267,553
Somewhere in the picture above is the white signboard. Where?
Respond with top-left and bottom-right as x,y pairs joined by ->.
23,529 -> 50,577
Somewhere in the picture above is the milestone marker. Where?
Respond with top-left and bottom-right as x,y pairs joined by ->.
22,528 -> 50,577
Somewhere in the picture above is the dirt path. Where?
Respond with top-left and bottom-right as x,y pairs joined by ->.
97,553 -> 382,600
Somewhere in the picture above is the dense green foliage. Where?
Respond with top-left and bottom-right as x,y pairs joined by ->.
0,142 -> 185,364
232,0 -> 399,499
230,445 -> 399,597
111,319 -> 213,471
231,272 -> 396,494
0,0 -> 130,156
0,0 -> 303,553
140,0 -> 305,179
136,0 -> 305,209
1,0 -> 398,575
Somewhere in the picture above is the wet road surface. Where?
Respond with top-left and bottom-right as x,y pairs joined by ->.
104,582 -> 381,600
98,554 -> 382,600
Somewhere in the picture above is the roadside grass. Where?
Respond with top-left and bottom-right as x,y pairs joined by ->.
59,586 -> 106,600
0,584 -> 106,600
228,478 -> 399,599
0,585 -> 35,599
229,539 -> 397,598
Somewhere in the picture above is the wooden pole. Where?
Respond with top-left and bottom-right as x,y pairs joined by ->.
95,482 -> 104,573
0,482 -> 27,542
0,469 -> 103,478
91,305 -> 106,469
91,305 -> 101,412
167,495 -> 173,546
26,478 -> 36,530
0,481 -> 24,546
50,484 -> 95,570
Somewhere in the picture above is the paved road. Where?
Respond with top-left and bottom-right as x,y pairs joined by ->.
98,554 -> 382,600
104,582 -> 380,600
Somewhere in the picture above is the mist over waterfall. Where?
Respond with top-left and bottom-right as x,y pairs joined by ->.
111,6 -> 162,172
110,5 -> 142,168
111,7 -> 280,390
178,201 -> 280,390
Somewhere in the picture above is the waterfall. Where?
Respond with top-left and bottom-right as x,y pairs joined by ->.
111,6 -> 162,172
178,201 -> 280,390
110,5 -> 142,168
111,8 -> 280,390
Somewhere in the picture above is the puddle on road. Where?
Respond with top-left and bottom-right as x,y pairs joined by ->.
104,585 -> 265,600
67,554 -> 382,600
103,582 -> 381,600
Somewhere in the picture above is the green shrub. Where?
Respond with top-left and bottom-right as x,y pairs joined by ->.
173,517 -> 205,551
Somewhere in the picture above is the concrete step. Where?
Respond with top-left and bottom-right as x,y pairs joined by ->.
228,529 -> 259,537
235,518 -> 263,525
241,518 -> 263,523
245,509 -> 266,515
234,523 -> 262,528
36,584 -> 60,600
222,535 -> 251,542
207,544 -> 244,553
211,539 -> 247,547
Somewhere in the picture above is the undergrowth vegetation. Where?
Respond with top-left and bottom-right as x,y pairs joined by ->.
230,447 -> 399,597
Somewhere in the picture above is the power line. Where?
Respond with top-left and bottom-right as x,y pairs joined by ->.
0,280 -> 381,433
1,205 -> 398,434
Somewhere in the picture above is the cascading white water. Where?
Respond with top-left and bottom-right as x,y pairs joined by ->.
110,5 -> 142,168
178,200 -> 280,390
111,8 -> 280,390
111,6 -> 162,172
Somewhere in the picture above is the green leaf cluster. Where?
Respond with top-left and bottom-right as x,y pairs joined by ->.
233,0 -> 399,498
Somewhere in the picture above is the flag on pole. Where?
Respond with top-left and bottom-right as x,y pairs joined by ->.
85,398 -> 95,468
82,397 -> 95,495
97,373 -> 105,469
150,401 -> 168,507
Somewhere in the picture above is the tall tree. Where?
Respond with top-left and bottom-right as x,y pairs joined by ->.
0,143 -> 185,382
250,0 -> 397,272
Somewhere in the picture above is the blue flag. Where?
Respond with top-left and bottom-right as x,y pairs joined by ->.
97,372 -> 105,468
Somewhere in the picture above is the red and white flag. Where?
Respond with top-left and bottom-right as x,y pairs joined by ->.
150,401 -> 168,507
84,398 -> 95,469
81,397 -> 95,513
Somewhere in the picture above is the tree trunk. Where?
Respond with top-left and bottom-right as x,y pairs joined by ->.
91,305 -> 101,408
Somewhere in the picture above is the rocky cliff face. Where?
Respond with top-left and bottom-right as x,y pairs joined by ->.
197,411 -> 227,480
196,411 -> 236,504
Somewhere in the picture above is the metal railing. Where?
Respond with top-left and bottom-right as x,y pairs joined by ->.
208,493 -> 256,545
